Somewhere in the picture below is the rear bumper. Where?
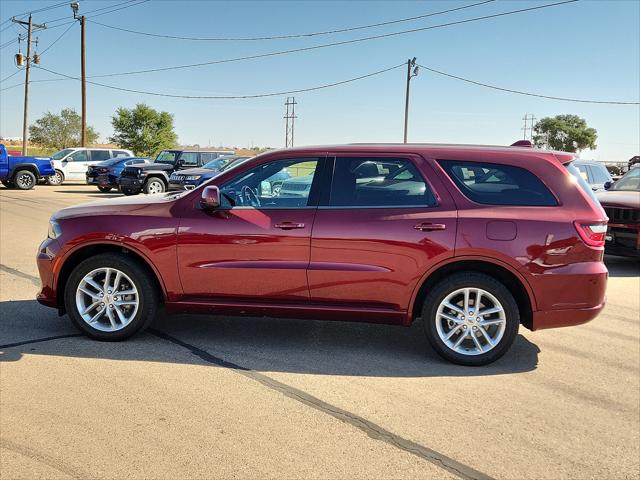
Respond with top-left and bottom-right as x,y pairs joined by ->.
118,177 -> 143,190
529,261 -> 608,330
86,174 -> 119,188
532,301 -> 605,330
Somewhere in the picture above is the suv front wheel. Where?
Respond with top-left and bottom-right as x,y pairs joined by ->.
46,170 -> 64,185
64,253 -> 159,341
422,272 -> 519,366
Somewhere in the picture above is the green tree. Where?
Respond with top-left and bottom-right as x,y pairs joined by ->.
109,103 -> 178,156
29,108 -> 98,149
533,114 -> 597,152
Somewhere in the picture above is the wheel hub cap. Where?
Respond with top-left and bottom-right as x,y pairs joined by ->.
75,267 -> 139,332
435,287 -> 507,356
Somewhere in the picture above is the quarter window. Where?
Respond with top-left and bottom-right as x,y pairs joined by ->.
329,157 -> 436,207
439,160 -> 557,206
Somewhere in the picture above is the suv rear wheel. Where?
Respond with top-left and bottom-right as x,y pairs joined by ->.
64,253 -> 159,341
422,272 -> 519,366
144,178 -> 166,195
46,170 -> 64,185
14,170 -> 36,190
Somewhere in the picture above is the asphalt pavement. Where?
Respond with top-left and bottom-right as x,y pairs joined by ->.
1,184 -> 638,479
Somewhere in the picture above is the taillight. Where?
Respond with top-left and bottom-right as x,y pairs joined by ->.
574,220 -> 608,247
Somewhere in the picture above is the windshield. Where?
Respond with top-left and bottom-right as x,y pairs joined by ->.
611,168 -> 640,191
51,149 -> 73,160
155,150 -> 179,164
202,158 -> 229,170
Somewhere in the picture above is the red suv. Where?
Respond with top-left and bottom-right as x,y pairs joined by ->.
36,144 -> 608,365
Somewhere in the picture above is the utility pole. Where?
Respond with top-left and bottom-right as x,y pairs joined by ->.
12,15 -> 46,155
522,113 -> 536,141
71,3 -> 86,146
403,57 -> 419,144
284,97 -> 297,148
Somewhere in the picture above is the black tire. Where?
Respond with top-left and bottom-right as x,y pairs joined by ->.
64,253 -> 159,341
120,187 -> 138,196
46,170 -> 64,185
1,180 -> 14,188
143,177 -> 166,195
13,170 -> 36,190
422,272 -> 519,366
98,186 -> 112,192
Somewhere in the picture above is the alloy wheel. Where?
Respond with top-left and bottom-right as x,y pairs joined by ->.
147,180 -> 164,194
435,287 -> 506,356
16,173 -> 34,189
75,267 -> 139,332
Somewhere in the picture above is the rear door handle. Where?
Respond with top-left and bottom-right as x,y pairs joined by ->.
414,223 -> 446,232
275,222 -> 305,230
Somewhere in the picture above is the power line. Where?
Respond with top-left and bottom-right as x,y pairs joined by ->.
35,63 -> 405,99
42,0 -> 149,27
0,69 -> 22,83
86,0 -> 496,42
87,0 -> 580,79
0,1 -> 69,25
416,64 -> 640,105
0,77 -> 68,92
38,21 -> 76,56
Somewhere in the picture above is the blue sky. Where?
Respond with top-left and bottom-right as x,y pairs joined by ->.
1,0 -> 638,161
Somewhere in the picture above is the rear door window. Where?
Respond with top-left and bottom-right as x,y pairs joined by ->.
439,160 -> 557,206
179,152 -> 199,167
90,150 -> 111,162
329,157 -> 437,207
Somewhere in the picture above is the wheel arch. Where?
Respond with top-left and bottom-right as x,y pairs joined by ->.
145,173 -> 169,187
10,163 -> 40,179
55,242 -> 167,313
409,256 -> 535,330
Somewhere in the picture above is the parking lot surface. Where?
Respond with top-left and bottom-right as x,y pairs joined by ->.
1,184 -> 639,479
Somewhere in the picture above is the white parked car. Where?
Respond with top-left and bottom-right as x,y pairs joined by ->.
47,147 -> 134,185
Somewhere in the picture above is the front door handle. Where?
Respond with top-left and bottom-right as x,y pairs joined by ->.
275,222 -> 305,230
414,223 -> 446,232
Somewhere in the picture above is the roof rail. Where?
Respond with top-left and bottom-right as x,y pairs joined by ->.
511,140 -> 533,148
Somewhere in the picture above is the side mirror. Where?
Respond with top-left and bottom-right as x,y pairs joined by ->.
604,181 -> 612,190
200,186 -> 220,210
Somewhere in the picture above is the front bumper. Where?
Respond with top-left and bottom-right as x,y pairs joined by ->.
605,224 -> 640,258
168,180 -> 198,191
36,237 -> 61,308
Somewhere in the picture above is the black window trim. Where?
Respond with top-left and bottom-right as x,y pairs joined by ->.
437,159 -> 559,207
319,155 -> 441,209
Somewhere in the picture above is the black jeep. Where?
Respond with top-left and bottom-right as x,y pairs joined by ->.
118,149 -> 234,195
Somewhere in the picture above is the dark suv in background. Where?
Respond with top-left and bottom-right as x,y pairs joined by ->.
37,143 -> 607,366
119,149 -> 234,195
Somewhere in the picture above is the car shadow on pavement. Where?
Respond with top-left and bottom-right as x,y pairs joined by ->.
0,299 -> 540,377
53,190 -> 123,198
605,255 -> 640,278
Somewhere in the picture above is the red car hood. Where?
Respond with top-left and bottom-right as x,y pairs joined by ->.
53,193 -> 181,219
596,190 -> 640,209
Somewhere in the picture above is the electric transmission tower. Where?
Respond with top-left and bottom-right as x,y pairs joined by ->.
284,97 -> 297,148
522,113 -> 536,141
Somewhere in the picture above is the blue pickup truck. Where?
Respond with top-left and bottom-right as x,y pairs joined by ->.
0,144 -> 55,190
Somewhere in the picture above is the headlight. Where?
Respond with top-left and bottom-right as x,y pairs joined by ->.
48,219 -> 62,239
186,175 -> 201,181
